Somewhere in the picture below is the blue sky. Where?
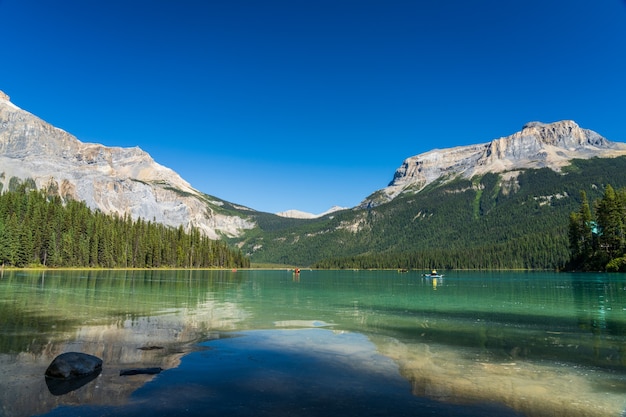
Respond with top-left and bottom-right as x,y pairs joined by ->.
1,0 -> 626,214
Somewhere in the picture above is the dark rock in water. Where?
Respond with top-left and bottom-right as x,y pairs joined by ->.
45,352 -> 103,380
120,367 -> 163,376
45,368 -> 101,396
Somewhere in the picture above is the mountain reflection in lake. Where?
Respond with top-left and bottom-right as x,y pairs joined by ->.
0,270 -> 625,417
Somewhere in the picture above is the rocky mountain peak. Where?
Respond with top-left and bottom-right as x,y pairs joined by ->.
0,90 -> 19,111
0,91 -> 255,238
478,120 -> 611,172
363,120 -> 626,207
513,120 -> 605,148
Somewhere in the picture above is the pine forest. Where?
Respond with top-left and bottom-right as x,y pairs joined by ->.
0,185 -> 249,269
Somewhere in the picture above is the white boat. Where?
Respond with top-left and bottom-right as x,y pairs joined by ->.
422,269 -> 443,278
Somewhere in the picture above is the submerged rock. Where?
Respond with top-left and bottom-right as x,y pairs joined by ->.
119,367 -> 163,376
45,352 -> 103,380
45,369 -> 101,396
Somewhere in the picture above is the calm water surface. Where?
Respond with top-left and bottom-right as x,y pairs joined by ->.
1,270 -> 625,416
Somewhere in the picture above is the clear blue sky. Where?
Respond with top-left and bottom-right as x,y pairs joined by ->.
2,0 -> 625,214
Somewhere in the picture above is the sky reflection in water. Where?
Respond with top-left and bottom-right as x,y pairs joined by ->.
0,270 -> 625,417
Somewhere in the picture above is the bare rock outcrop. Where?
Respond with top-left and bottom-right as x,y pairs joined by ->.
0,90 -> 254,238
363,120 -> 626,206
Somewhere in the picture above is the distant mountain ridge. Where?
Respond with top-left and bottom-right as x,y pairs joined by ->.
276,206 -> 347,219
0,90 -> 254,239
361,120 -> 626,207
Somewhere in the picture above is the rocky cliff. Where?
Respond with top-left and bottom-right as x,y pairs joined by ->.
0,91 -> 254,238
363,120 -> 626,207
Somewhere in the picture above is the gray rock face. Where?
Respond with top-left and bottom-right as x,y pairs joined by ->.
362,120 -> 626,207
0,91 -> 254,238
45,352 -> 103,379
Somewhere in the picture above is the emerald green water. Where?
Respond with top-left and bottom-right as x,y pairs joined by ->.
1,270 -> 625,416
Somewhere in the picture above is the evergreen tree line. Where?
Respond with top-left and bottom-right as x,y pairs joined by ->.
313,232 -> 568,270
568,184 -> 626,271
0,186 -> 249,268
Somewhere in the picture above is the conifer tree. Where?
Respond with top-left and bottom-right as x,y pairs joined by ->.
568,191 -> 594,268
596,185 -> 625,260
568,184 -> 626,271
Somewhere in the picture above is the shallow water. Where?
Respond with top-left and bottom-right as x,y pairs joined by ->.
0,270 -> 625,416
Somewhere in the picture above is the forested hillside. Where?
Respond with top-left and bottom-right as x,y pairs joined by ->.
0,183 -> 249,268
4,157 -> 625,270
235,157 -> 626,269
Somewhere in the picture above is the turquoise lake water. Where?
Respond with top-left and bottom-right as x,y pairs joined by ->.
0,269 -> 625,416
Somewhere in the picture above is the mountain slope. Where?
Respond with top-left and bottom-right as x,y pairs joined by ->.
234,122 -> 626,268
0,91 -> 255,239
236,157 -> 626,268
361,120 -> 626,207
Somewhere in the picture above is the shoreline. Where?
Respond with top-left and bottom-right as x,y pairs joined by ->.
2,266 -> 560,271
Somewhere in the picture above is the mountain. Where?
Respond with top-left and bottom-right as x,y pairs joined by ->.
233,121 -> 626,268
4,88 -> 626,269
276,206 -> 347,219
0,90 -> 254,239
361,120 -> 626,207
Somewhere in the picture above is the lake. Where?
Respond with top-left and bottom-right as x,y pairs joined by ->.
1,269 -> 625,417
